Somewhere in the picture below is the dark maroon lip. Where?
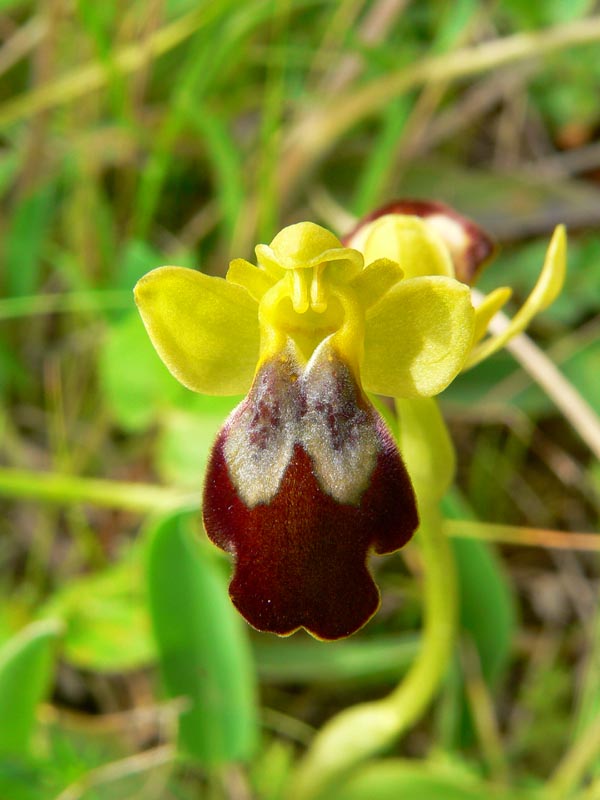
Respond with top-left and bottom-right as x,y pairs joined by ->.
202,343 -> 418,640
343,198 -> 496,285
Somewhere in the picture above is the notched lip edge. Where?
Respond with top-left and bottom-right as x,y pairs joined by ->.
230,583 -> 382,641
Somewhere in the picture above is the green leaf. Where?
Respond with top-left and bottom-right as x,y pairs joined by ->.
501,0 -> 593,29
454,541 -> 516,687
443,489 -> 517,686
0,758 -> 57,800
252,740 -> 296,800
0,620 -> 61,758
511,337 -> 600,417
0,0 -> 32,12
145,510 -> 258,765
399,159 -> 600,241
155,395 -> 240,487
76,0 -> 118,56
255,635 -> 419,685
329,759 -> 537,800
39,557 -> 155,672
4,183 -> 55,297
113,239 -> 165,293
0,150 -> 19,199
431,0 -> 478,53
441,490 -> 517,745
575,597 -> 600,770
99,311 -> 186,431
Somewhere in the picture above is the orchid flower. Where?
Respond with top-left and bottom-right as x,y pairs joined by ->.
134,220 -> 476,639
135,201 -> 565,640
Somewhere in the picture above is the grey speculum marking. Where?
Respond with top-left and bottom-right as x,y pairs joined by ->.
223,338 -> 380,507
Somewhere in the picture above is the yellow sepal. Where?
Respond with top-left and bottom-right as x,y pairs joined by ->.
134,266 -> 259,396
465,225 -> 566,369
472,286 -> 513,344
362,276 -> 475,398
359,215 -> 455,280
255,222 -> 363,278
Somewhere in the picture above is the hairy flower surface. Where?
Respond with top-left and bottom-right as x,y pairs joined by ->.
135,220 -> 475,639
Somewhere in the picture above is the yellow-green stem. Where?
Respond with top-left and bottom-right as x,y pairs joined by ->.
547,714 -> 600,800
0,467 -> 193,512
287,502 -> 456,800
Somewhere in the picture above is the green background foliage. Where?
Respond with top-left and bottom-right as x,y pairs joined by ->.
0,0 -> 599,797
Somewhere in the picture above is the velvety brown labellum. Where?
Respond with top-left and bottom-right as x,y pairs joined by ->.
203,340 -> 418,640
343,198 -> 495,285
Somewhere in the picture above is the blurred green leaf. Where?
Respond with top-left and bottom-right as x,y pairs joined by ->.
0,151 -> 19,199
0,620 -> 61,758
40,557 -> 155,672
399,160 -> 600,240
431,0 -> 478,53
511,337 -> 600,415
535,57 -> 600,130
575,599 -> 600,749
444,490 -> 517,687
479,233 -> 600,327
440,490 -> 517,746
252,739 -> 296,800
329,759 -> 537,800
145,510 -> 258,765
99,310 -> 185,431
76,0 -> 118,55
255,634 -> 418,685
0,335 -> 29,398
4,183 -> 55,297
500,0 -> 593,29
443,353 -> 516,407
0,758 -> 57,800
0,0 -> 31,13
155,394 -> 239,487
454,536 -> 516,683
113,239 -> 165,293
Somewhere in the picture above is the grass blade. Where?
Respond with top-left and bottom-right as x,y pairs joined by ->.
0,619 -> 62,758
145,510 -> 258,766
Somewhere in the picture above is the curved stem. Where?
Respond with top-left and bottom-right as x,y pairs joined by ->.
547,715 -> 600,800
287,502 -> 456,800
0,467 -> 194,512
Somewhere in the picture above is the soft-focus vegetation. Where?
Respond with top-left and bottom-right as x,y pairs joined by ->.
0,1 -> 599,798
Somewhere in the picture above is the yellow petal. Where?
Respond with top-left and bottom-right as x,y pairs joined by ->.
360,216 -> 455,280
396,397 -> 456,502
134,266 -> 259,396
472,286 -> 512,344
362,276 -> 474,398
349,257 -> 404,309
465,225 -> 566,369
227,258 -> 276,302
